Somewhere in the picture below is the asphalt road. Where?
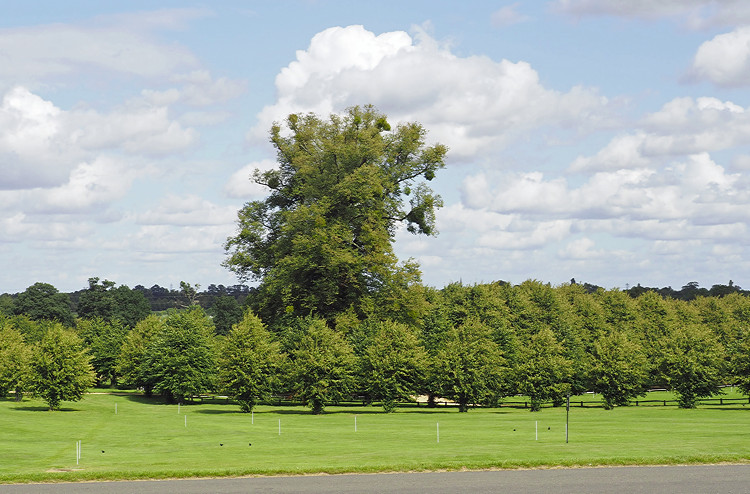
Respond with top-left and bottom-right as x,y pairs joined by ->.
1,465 -> 749,493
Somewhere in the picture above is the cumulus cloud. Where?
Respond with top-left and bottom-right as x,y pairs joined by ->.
250,25 -> 609,160
0,86 -> 198,191
572,97 -> 750,172
690,27 -> 750,86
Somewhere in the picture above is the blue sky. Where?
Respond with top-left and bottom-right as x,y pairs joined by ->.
3,1 -> 750,294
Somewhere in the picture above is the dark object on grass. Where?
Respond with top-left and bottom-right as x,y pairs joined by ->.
220,443 -> 223,446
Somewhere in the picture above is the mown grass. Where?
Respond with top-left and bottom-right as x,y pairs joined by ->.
1,389 -> 749,483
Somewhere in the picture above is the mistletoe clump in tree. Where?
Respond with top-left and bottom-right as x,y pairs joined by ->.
224,105 -> 447,322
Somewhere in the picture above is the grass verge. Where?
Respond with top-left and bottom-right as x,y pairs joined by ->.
1,390 -> 749,483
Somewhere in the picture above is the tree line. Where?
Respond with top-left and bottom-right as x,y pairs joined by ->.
3,279 -> 750,413
4,106 -> 749,413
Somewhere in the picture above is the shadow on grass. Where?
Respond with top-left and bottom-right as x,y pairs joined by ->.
11,406 -> 80,412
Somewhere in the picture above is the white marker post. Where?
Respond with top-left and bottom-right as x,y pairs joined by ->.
184,415 -> 187,428
115,403 -> 118,415
76,440 -> 81,465
355,415 -> 357,432
278,419 -> 281,436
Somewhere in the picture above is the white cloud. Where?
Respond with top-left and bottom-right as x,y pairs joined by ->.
224,159 -> 280,199
491,4 -> 532,27
0,86 -> 198,191
142,70 -> 246,108
572,97 -> 750,172
250,25 -> 609,160
0,12 -> 201,85
691,27 -> 750,86
136,194 -> 237,226
553,0 -> 750,29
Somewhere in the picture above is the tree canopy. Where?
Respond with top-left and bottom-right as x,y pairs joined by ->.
224,105 -> 447,323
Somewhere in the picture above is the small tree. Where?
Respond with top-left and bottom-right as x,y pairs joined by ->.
0,319 -> 31,400
77,318 -> 128,387
431,318 -> 506,412
142,307 -> 217,404
218,311 -> 284,412
587,330 -> 649,409
515,326 -> 572,412
661,323 -> 725,408
287,319 -> 355,414
29,325 -> 95,410
117,315 -> 164,395
360,320 -> 427,412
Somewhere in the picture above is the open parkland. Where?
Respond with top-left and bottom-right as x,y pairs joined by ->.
1,389 -> 750,486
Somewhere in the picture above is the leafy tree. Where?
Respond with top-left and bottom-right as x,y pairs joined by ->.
117,314 -> 164,395
218,311 -> 284,412
515,326 -> 572,411
29,325 -> 95,410
360,320 -> 427,412
77,317 -> 127,387
76,278 -> 150,328
587,330 -> 649,409
142,307 -> 217,404
286,319 -> 356,414
210,295 -> 244,336
0,318 -> 31,400
0,294 -> 14,315
661,323 -> 725,408
431,318 -> 506,412
14,282 -> 74,327
224,105 -> 447,322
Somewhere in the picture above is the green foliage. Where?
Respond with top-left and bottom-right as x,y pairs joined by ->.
0,317 -> 31,399
431,318 -> 506,412
117,315 -> 164,395
359,320 -> 427,412
142,307 -> 217,404
77,317 -> 127,387
587,330 -> 649,409
286,319 -> 356,414
515,326 -> 572,411
218,311 -> 284,412
76,278 -> 150,328
29,325 -> 95,410
210,295 -> 244,336
224,105 -> 446,322
660,323 -> 725,408
14,282 -> 74,327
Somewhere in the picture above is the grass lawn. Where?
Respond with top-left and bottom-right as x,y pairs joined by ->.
1,389 -> 750,483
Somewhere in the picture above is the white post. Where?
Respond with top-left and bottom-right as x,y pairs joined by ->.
184,415 -> 187,428
115,403 -> 118,415
278,419 -> 281,436
437,422 -> 440,443
355,415 -> 357,432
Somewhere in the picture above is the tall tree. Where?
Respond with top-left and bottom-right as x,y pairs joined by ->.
515,326 -> 572,411
14,282 -> 74,327
586,330 -> 649,409
218,311 -> 284,412
224,105 -> 447,322
117,314 -> 164,395
29,325 -> 95,410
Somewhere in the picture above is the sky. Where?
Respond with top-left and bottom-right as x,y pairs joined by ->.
2,0 -> 750,294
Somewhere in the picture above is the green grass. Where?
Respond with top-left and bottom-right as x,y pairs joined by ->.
2,390 -> 750,483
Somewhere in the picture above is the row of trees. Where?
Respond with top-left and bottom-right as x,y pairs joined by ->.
4,280 -> 750,412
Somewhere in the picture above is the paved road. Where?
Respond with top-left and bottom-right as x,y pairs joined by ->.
1,465 -> 749,493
